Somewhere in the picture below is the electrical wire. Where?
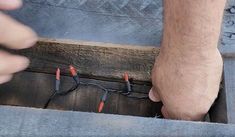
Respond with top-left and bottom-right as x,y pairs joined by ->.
43,67 -> 149,109
43,90 -> 57,109
44,81 -> 149,109
80,82 -> 149,99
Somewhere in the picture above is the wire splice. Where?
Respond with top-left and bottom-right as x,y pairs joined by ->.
98,102 -> 104,113
98,90 -> 108,113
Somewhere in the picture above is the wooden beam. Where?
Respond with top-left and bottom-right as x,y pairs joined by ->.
14,38 -> 159,82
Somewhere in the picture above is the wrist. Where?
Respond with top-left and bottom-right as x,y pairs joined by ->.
158,42 -> 221,66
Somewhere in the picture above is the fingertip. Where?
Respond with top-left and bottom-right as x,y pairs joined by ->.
149,87 -> 161,102
0,75 -> 13,84
16,56 -> 30,70
21,29 -> 38,49
0,12 -> 38,49
8,55 -> 30,72
0,0 -> 22,10
0,51 -> 29,75
11,24 -> 38,49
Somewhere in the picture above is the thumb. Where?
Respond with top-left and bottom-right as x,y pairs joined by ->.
149,87 -> 161,102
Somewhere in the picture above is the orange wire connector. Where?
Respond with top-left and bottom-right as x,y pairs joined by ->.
55,68 -> 61,91
98,91 -> 108,113
69,65 -> 77,76
124,72 -> 131,93
124,72 -> 129,82
69,65 -> 80,84
56,68 -> 60,80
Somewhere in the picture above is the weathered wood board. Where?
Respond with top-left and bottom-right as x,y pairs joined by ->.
14,38 -> 159,82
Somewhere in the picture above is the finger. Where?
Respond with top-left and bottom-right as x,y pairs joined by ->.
0,75 -> 12,84
161,106 -> 170,119
149,87 -> 161,102
0,51 -> 29,74
0,12 -> 38,49
0,0 -> 22,10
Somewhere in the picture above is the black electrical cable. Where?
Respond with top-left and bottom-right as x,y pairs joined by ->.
58,84 -> 79,96
80,82 -> 149,99
43,90 -> 57,109
43,84 -> 79,108
43,75 -> 149,109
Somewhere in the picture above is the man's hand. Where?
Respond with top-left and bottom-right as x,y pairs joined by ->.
0,0 -> 37,84
149,0 -> 225,121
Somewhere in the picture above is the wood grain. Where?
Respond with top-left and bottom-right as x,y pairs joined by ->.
15,38 -> 159,82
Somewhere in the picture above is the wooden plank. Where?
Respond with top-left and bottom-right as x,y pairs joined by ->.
0,106 -> 235,137
0,71 -> 157,117
14,38 -> 159,82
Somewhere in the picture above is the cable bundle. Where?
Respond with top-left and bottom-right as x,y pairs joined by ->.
44,65 -> 149,112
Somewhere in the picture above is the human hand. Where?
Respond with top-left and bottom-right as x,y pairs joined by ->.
149,50 -> 222,120
0,0 -> 37,84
